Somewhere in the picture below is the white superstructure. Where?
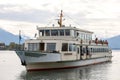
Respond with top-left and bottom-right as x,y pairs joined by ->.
16,10 -> 112,71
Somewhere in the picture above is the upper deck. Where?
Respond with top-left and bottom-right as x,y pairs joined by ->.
37,26 -> 93,43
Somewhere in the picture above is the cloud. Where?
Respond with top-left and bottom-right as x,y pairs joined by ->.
0,4 -> 57,23
0,0 -> 120,39
0,20 -> 37,37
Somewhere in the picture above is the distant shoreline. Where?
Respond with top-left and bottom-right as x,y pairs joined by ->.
112,48 -> 120,50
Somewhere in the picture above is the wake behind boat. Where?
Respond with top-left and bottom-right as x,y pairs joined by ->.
16,10 -> 112,71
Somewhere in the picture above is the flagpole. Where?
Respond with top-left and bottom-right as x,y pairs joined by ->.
19,30 -> 21,50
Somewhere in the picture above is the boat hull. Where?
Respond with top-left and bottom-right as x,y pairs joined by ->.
26,57 -> 111,71
15,51 -> 112,71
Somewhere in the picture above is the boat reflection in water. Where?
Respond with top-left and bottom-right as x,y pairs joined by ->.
22,62 -> 111,80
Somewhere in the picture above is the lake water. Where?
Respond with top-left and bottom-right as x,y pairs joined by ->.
0,50 -> 120,80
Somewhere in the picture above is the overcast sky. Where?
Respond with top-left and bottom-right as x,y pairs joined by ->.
0,0 -> 120,39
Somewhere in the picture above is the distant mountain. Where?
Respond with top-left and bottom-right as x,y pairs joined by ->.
107,35 -> 120,49
0,28 -> 24,45
0,28 -> 120,49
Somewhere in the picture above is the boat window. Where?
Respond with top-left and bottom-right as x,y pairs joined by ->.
101,48 -> 103,52
88,34 -> 92,40
69,44 -> 73,51
86,46 -> 89,55
81,33 -> 84,40
39,30 -> 44,36
94,48 -> 96,53
92,48 -> 94,53
80,46 -> 83,54
59,29 -> 64,36
95,48 -> 97,52
28,43 -> 32,51
71,30 -> 75,37
74,45 -> 76,51
102,48 -> 104,52
104,48 -> 106,52
65,29 -> 70,36
83,48 -> 86,54
95,48 -> 98,53
28,43 -> 39,51
98,48 -> 100,52
103,48 -> 105,52
51,30 -> 58,36
105,48 -> 108,52
62,43 -> 68,51
45,30 -> 50,36
77,47 -> 79,54
46,43 -> 56,52
69,43 -> 76,51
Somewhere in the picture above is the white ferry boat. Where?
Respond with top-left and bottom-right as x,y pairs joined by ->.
16,10 -> 112,71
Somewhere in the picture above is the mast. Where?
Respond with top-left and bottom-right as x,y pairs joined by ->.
58,10 -> 63,27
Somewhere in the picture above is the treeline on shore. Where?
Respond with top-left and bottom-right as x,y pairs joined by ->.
0,42 -> 24,50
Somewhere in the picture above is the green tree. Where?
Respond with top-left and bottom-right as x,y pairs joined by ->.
9,42 -> 16,50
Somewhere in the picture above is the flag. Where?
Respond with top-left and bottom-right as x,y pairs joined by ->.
19,35 -> 22,41
18,30 -> 22,50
